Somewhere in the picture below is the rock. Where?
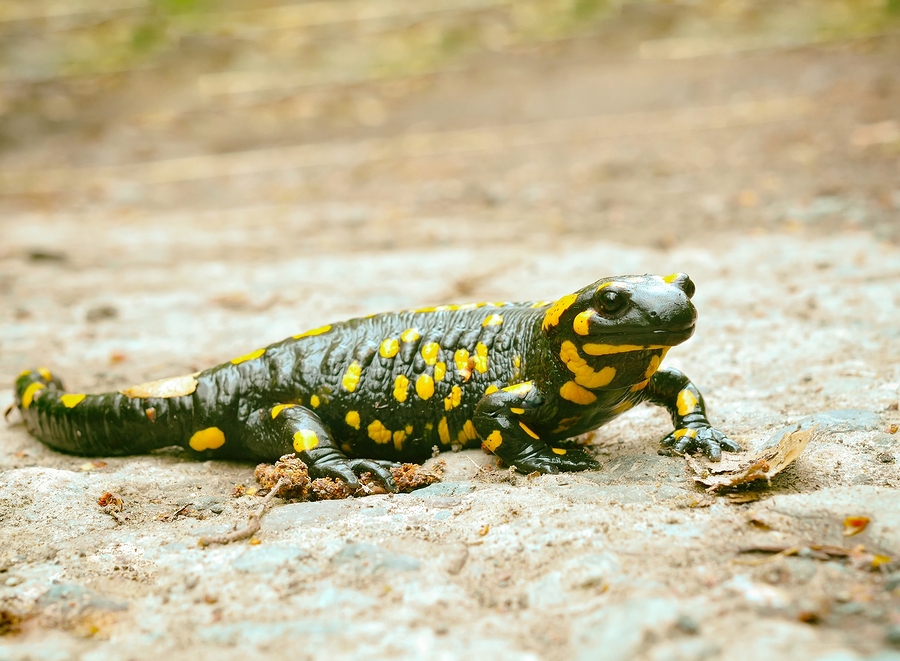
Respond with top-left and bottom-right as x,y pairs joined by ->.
762,486 -> 900,551
410,481 -> 476,498
330,543 -> 420,574
571,598 -> 681,661
530,553 -> 622,609
264,499 -> 361,531
230,545 -> 313,574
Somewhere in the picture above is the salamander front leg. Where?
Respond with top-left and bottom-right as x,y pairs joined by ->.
473,381 -> 599,474
646,368 -> 740,460
245,404 -> 396,491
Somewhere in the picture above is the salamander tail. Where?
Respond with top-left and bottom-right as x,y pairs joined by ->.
14,367 -> 193,456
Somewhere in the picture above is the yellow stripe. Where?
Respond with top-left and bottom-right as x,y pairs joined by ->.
271,404 -> 295,419
438,417 -> 450,444
519,422 -> 540,440
559,381 -> 597,405
542,293 -> 578,331
231,348 -> 265,365
293,324 -> 332,340
21,382 -> 45,409
38,367 -> 53,381
60,393 -> 86,408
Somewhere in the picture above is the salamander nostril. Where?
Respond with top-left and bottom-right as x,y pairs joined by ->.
649,311 -> 658,318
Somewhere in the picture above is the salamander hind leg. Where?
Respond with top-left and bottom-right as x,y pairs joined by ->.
474,381 -> 599,474
245,404 -> 397,491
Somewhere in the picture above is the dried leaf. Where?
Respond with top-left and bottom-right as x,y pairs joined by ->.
842,516 -> 870,537
688,425 -> 816,492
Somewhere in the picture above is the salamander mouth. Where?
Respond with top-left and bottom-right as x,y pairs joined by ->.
593,325 -> 695,348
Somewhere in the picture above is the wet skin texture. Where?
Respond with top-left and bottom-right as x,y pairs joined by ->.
15,273 -> 738,490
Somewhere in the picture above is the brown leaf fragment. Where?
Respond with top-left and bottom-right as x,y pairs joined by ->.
688,425 -> 817,492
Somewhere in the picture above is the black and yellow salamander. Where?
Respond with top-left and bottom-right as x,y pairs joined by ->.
14,273 -> 738,490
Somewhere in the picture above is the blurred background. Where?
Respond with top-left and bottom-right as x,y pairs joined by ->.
0,0 -> 898,255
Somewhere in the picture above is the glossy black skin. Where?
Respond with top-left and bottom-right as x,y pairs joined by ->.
15,273 -> 738,490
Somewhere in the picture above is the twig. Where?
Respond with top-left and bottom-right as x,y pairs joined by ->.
199,477 -> 289,547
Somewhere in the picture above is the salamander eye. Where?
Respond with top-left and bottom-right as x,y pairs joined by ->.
598,289 -> 627,315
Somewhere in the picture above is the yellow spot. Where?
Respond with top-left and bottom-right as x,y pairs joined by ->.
551,447 -> 567,455
393,374 -> 410,402
542,293 -> 578,330
425,422 -> 434,431
483,430 -> 503,451
341,443 -> 352,453
502,381 -> 533,396
406,424 -> 413,434
581,343 -> 666,356
513,355 -> 521,369
559,340 -> 617,388
231,348 -> 265,365
416,374 -> 435,400
630,379 -> 650,392
345,410 -> 361,429
644,355 -> 661,380
380,338 -> 399,359
519,422 -> 540,440
673,428 -> 698,440
21,382 -> 45,408
271,404 -> 296,419
530,301 -> 551,308
367,420 -> 392,444
559,381 -> 597,405
415,306 -> 436,313
484,384 -> 499,395
421,342 -> 440,365
17,369 -> 32,379
510,407 -> 525,414
121,374 -> 199,398
401,328 -> 421,343
434,361 -> 446,381
293,324 -> 332,340
677,390 -> 699,416
60,394 -> 86,408
612,401 -> 634,414
454,349 -> 470,373
461,420 -> 477,441
438,417 -> 450,444
482,314 -> 503,327
596,282 -> 613,291
341,362 -> 362,392
392,429 -> 407,451
573,309 -> 595,336
663,273 -> 680,283
189,427 -> 226,452
310,395 -> 321,408
292,430 -> 319,452
38,367 -> 52,381
444,385 -> 462,411
474,343 -> 489,374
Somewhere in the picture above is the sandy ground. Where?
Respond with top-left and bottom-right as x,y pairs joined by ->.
1,3 -> 899,659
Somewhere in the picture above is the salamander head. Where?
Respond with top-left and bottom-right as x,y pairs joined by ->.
541,273 -> 697,388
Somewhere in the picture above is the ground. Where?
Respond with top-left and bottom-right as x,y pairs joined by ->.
1,2 -> 899,659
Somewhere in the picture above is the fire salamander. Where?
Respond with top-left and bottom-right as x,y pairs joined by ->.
14,273 -> 738,490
